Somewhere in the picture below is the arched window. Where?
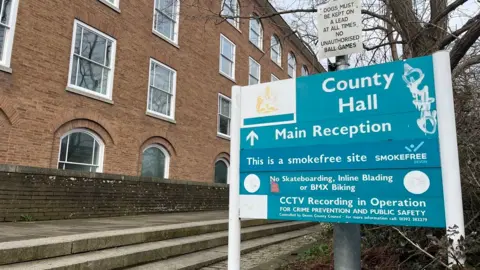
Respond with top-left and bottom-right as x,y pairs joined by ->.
249,15 -> 263,49
301,65 -> 309,76
287,52 -> 296,78
270,35 -> 282,66
141,145 -> 170,179
221,0 -> 240,28
214,158 -> 229,184
58,129 -> 104,172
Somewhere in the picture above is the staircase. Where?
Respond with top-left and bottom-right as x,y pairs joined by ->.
0,219 -> 316,269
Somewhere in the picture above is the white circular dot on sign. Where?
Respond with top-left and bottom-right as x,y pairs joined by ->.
244,174 -> 261,193
403,171 -> 430,195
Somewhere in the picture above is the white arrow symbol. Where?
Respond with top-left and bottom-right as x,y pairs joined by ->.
246,131 -> 259,146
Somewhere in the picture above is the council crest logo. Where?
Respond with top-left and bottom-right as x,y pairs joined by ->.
256,86 -> 278,114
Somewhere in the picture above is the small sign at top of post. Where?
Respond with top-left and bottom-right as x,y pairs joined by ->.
317,0 -> 363,59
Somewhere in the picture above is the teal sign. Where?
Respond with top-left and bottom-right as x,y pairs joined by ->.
238,55 -> 446,228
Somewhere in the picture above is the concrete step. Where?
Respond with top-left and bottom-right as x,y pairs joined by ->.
0,222 -> 314,270
0,219 -> 278,265
125,226 -> 319,270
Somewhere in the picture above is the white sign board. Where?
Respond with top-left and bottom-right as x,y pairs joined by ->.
317,0 -> 363,59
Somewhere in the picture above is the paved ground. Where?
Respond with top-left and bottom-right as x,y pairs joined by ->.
0,211 -> 227,242
202,224 -> 327,270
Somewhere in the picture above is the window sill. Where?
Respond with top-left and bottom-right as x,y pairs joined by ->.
152,30 -> 180,49
272,60 -> 283,69
66,86 -> 114,104
217,133 -> 231,141
250,41 -> 264,53
98,0 -> 121,13
146,111 -> 177,124
0,65 -> 12,74
226,21 -> 242,34
219,72 -> 236,83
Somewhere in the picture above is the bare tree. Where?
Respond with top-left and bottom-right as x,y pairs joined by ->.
206,0 -> 480,73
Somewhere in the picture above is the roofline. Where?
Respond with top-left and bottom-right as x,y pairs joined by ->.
254,0 -> 325,73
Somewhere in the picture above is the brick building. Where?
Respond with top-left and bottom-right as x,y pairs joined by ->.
0,0 -> 323,183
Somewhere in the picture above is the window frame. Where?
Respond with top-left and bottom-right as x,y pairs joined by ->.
67,20 -> 117,102
248,57 -> 261,85
219,34 -> 236,80
99,0 -> 121,12
214,158 -> 230,184
217,93 -> 232,139
57,128 -> 105,173
270,35 -> 282,67
287,52 -> 296,78
301,65 -> 309,76
221,0 -> 240,29
0,0 -> 20,72
249,15 -> 263,50
152,0 -> 181,45
141,144 -> 170,179
146,58 -> 177,122
271,74 -> 279,82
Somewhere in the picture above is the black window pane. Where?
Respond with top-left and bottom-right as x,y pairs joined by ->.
219,115 -> 230,135
141,147 -> 166,178
0,26 -> 6,61
93,140 -> 99,164
81,28 -> 107,64
66,132 -> 94,164
59,136 -> 68,162
76,58 -> 105,93
215,161 -> 228,184
1,0 -> 11,25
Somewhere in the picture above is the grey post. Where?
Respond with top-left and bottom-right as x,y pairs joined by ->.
333,54 -> 362,270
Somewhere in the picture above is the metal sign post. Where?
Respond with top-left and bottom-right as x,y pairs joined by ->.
227,86 -> 242,270
433,53 -> 465,265
333,55 -> 361,270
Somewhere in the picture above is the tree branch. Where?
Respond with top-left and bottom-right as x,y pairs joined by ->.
392,227 -> 449,268
363,26 -> 389,32
361,9 -> 399,30
430,0 -> 469,25
438,12 -> 480,49
453,55 -> 480,77
364,41 -> 405,51
450,16 -> 480,70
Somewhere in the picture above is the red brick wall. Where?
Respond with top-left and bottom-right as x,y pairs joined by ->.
0,165 -> 228,222
0,0 -> 323,182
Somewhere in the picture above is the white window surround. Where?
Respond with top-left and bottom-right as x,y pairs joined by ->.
0,0 -> 20,72
217,93 -> 231,139
98,0 -> 121,12
219,34 -> 236,80
271,74 -> 279,82
221,0 -> 240,29
152,0 -> 180,45
57,128 -> 105,173
215,158 -> 230,184
249,15 -> 263,50
248,57 -> 261,85
270,35 -> 282,67
141,144 -> 170,179
301,65 -> 309,76
67,20 -> 117,102
146,58 -> 177,122
288,52 -> 296,78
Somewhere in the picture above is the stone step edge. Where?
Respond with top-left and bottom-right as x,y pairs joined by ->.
0,222 -> 315,270
126,225 -> 319,270
0,219 -> 281,265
